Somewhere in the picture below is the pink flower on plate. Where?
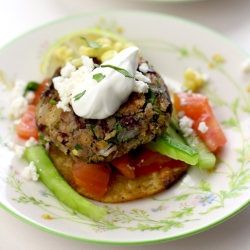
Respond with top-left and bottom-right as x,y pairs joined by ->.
179,202 -> 188,208
14,170 -> 20,175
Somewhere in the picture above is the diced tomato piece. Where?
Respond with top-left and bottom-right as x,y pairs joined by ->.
132,147 -> 187,177
111,154 -> 135,179
72,161 -> 111,198
17,105 -> 38,140
193,114 -> 227,152
173,92 -> 211,119
174,92 -> 226,152
32,78 -> 50,105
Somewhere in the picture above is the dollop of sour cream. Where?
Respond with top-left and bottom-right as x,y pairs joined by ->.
53,46 -> 150,119
72,46 -> 140,119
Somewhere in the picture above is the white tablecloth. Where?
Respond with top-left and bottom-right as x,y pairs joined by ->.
1,0 -> 250,249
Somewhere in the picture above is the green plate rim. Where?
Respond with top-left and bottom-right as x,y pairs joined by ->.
0,9 -> 250,245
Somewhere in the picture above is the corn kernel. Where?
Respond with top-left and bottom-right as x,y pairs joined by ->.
113,42 -> 124,52
96,44 -> 112,60
96,141 -> 108,150
55,45 -> 73,62
183,68 -> 205,92
41,214 -> 53,220
184,68 -> 196,80
212,54 -> 225,63
183,80 -> 197,91
101,50 -> 118,62
98,44 -> 112,54
72,149 -> 79,156
79,45 -> 97,58
71,57 -> 83,68
104,130 -> 116,141
209,62 -> 215,68
117,27 -> 123,34
96,37 -> 113,46
247,84 -> 250,92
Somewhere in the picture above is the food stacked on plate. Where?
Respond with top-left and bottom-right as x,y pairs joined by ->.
13,29 -> 226,220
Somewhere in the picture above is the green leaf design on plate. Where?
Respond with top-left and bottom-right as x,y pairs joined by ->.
169,207 -> 194,219
221,118 -> 239,130
199,180 -> 211,192
175,194 -> 190,201
199,205 -> 222,215
1,19 -> 250,235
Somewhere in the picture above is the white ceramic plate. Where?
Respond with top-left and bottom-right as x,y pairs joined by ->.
0,10 -> 250,245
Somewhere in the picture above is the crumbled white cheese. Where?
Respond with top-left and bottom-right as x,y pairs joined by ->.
9,96 -> 28,119
181,85 -> 188,92
60,62 -> 76,78
53,77 -> 74,112
180,98 -> 186,106
133,80 -> 149,93
241,59 -> 250,73
135,71 -> 151,83
179,116 -> 194,137
11,80 -> 26,100
21,161 -> 39,181
139,63 -> 149,74
9,80 -> 31,119
81,55 -> 95,72
25,91 -> 35,104
6,141 -> 25,158
53,57 -> 94,112
198,121 -> 208,133
14,119 -> 21,125
15,145 -> 26,158
7,138 -> 38,158
177,111 -> 185,118
25,137 -> 39,147
201,73 -> 209,82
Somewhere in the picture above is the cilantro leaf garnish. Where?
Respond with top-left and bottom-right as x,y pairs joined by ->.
38,135 -> 47,145
147,88 -> 156,105
100,64 -> 134,78
50,100 -> 57,105
93,73 -> 105,83
80,37 -> 101,49
74,144 -> 82,150
73,90 -> 86,101
23,81 -> 40,96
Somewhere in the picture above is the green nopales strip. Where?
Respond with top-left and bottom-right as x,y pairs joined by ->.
24,145 -> 106,221
170,117 -> 216,170
147,132 -> 199,166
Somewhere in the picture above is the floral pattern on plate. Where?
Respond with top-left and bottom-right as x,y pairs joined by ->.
0,11 -> 250,244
